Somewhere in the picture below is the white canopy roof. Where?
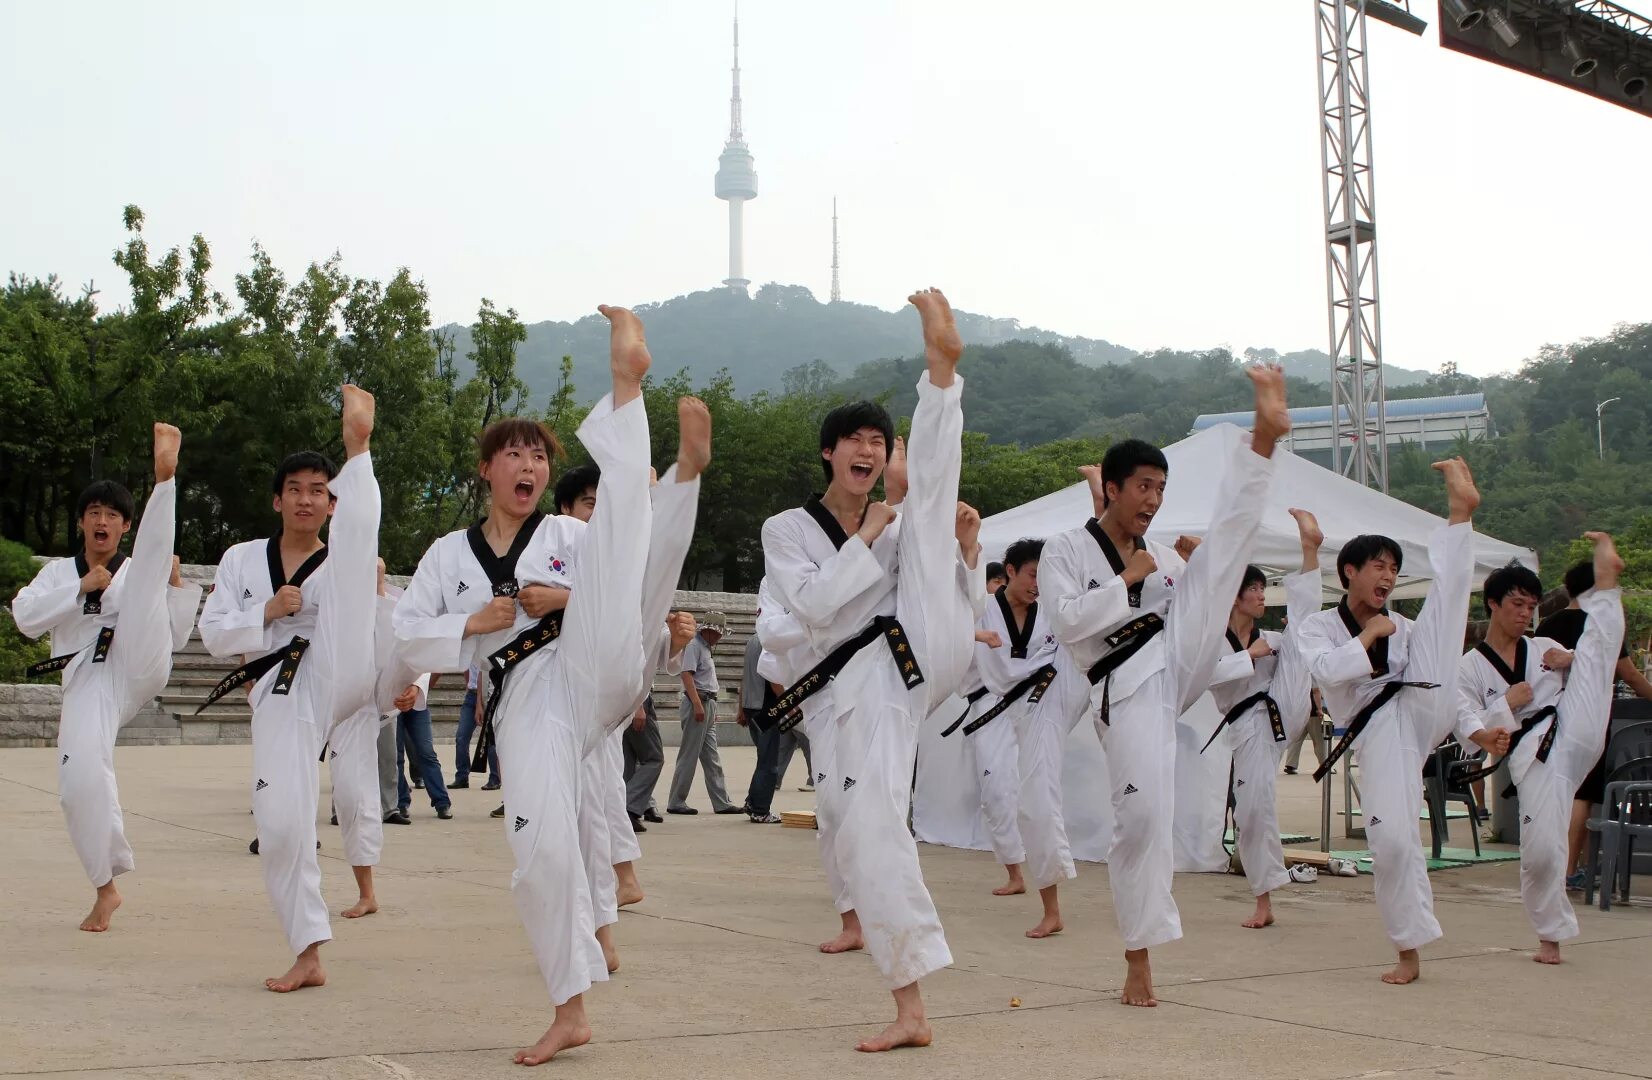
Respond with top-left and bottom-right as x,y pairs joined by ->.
978,423 -> 1537,601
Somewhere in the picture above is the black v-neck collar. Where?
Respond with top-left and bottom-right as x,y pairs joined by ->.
75,551 -> 126,612
996,589 -> 1038,659
1476,637 -> 1527,687
1226,625 -> 1260,654
1085,517 -> 1144,605
803,494 -> 857,552
1337,598 -> 1389,678
266,534 -> 328,593
467,511 -> 545,595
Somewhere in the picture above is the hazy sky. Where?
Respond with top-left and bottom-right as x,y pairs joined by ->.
4,1 -> 1649,377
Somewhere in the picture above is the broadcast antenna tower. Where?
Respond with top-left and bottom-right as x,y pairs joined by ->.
830,198 -> 841,303
713,10 -> 758,292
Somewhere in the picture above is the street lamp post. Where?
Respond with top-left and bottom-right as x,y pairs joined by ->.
1597,397 -> 1622,459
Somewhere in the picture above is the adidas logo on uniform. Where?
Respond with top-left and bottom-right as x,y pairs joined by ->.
1122,783 -> 1138,795
816,772 -> 825,784
514,815 -> 529,832
983,769 -> 991,777
255,778 -> 269,791
241,588 -> 253,600
457,581 -> 470,596
1523,814 -> 1533,825
1367,815 -> 1382,826
329,750 -> 338,760
61,754 -> 69,764
1235,778 -> 1246,787
843,777 -> 856,791
1086,579 -> 1101,591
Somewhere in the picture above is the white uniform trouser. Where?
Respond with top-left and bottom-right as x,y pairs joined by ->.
1517,586 -> 1623,942
57,479 -> 181,888
965,708 -> 1024,867
828,373 -> 971,990
1093,446 -> 1273,952
1014,674 -> 1084,890
1230,724 -> 1293,897
578,735 -> 622,930
329,705 -> 385,868
497,393 -> 651,1007
804,700 -> 854,915
1357,523 -> 1473,953
251,454 -> 381,956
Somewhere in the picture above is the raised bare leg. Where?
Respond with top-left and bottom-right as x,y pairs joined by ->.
1246,363 -> 1291,458
994,863 -> 1026,897
514,996 -> 592,1066
675,396 -> 712,482
1026,883 -> 1063,939
615,861 -> 644,908
908,288 -> 963,387
597,304 -> 652,407
855,981 -> 933,1052
80,881 -> 121,932
342,866 -> 377,919
1433,456 -> 1481,525
819,908 -> 865,954
266,942 -> 327,993
1242,891 -> 1275,930
1122,948 -> 1157,1006
1382,948 -> 1421,985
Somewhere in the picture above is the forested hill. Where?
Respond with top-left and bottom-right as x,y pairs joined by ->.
438,282 -> 1429,402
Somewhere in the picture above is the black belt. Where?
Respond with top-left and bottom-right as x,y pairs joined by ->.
1086,613 -> 1164,726
197,635 -> 310,713
1312,679 -> 1439,782
766,616 -> 923,734
939,686 -> 991,738
1201,689 -> 1284,754
472,611 -> 565,772
1455,705 -> 1560,794
963,664 -> 1057,737
26,626 -> 116,677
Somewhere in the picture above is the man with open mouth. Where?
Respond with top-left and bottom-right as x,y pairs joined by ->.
1038,363 -> 1291,1009
1296,456 -> 1508,987
13,422 -> 201,934
759,288 -> 985,1053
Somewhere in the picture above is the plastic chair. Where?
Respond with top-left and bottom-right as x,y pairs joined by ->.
1423,742 -> 1483,859
1607,721 -> 1652,772
1584,755 -> 1652,911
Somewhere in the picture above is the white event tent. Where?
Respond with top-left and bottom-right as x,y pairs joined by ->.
914,423 -> 1537,874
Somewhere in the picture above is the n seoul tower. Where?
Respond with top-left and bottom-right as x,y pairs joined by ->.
713,11 -> 757,292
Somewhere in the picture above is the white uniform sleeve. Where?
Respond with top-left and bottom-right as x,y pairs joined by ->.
761,514 -> 887,630
166,580 -> 203,651
1040,536 -> 1135,647
957,548 -> 987,619
1298,614 -> 1377,688
1453,651 -> 1502,741
658,625 -> 685,676
199,551 -> 270,658
755,579 -> 809,655
392,541 -> 471,675
1209,649 -> 1254,689
10,561 -> 79,640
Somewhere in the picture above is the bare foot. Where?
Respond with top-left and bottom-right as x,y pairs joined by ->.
1078,462 -> 1106,514
1246,363 -> 1291,456
513,1016 -> 592,1066
80,884 -> 121,932
1241,896 -> 1275,929
265,948 -> 327,993
1535,940 -> 1562,965
883,436 -> 908,504
598,304 -> 652,405
340,384 -> 375,459
1122,949 -> 1157,1006
341,896 -> 378,919
993,866 -> 1026,896
855,1017 -> 932,1053
1288,507 -> 1324,550
908,288 -> 962,386
153,422 -> 181,483
615,866 -> 644,908
1432,457 -> 1480,524
596,924 -> 619,973
1586,531 -> 1624,590
1025,915 -> 1063,939
1381,949 -> 1421,985
675,396 -> 713,481
816,931 -> 865,957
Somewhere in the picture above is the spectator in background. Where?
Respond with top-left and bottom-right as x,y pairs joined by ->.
395,675 -> 452,820
668,611 -> 741,815
1537,560 -> 1652,888
379,719 -> 408,825
740,630 -> 784,823
1283,688 -> 1329,776
451,663 -> 498,791
624,694 -> 665,828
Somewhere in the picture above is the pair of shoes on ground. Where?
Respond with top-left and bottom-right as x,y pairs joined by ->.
384,809 -> 412,825
642,808 -> 664,824
629,813 -> 648,833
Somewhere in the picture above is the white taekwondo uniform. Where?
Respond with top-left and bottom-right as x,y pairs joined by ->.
199,453 -> 382,957
393,393 -> 651,1007
1454,586 -> 1623,943
1205,569 -> 1319,897
1296,522 -> 1476,953
13,479 -> 200,888
1039,442 -> 1274,952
